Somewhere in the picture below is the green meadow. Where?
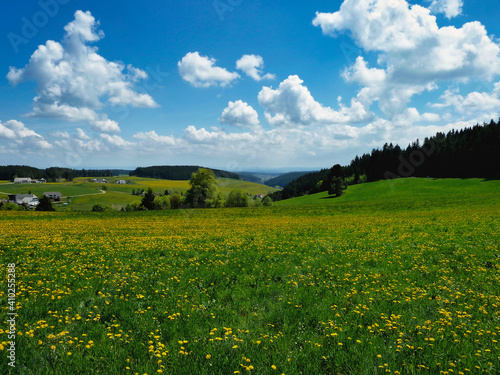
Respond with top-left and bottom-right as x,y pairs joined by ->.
0,177 -> 278,211
0,178 -> 499,374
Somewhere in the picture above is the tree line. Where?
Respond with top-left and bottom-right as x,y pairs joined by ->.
129,165 -> 240,180
270,119 -> 500,201
0,166 -> 113,182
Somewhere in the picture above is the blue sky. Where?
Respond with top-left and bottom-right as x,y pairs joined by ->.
1,0 -> 500,171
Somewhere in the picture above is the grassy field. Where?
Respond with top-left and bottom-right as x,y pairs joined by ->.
0,179 -> 499,374
0,182 -> 101,199
276,178 -> 499,210
0,177 -> 277,211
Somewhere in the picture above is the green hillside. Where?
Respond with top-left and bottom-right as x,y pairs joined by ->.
0,181 -> 101,197
275,178 -> 500,211
0,176 -> 278,211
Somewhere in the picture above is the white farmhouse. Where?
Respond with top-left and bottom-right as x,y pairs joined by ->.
14,177 -> 32,184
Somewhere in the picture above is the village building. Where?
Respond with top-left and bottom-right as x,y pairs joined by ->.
8,194 -> 39,207
14,177 -> 32,184
43,192 -> 63,201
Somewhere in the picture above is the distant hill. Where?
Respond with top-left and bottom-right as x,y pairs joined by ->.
264,171 -> 317,188
238,172 -> 281,184
129,166 -> 240,180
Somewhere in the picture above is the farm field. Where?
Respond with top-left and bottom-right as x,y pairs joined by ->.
0,182 -> 102,199
0,179 -> 499,374
0,177 -> 278,211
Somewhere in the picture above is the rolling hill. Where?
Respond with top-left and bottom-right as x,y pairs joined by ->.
275,178 -> 500,212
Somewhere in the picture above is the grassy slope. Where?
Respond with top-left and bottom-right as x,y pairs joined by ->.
24,177 -> 278,211
0,182 -> 101,198
275,178 -> 500,210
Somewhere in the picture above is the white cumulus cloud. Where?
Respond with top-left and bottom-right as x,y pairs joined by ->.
6,10 -> 157,130
313,0 -> 500,117
236,55 -> 276,81
90,117 -> 121,133
258,75 -> 371,127
0,120 -> 52,150
219,100 -> 261,130
429,0 -> 463,19
178,52 -> 240,88
431,82 -> 500,114
100,133 -> 134,148
133,130 -> 176,146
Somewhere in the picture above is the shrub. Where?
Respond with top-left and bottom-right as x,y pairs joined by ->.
226,190 -> 249,208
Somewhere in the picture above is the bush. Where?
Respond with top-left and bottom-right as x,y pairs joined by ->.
156,195 -> 170,210
262,196 -> 273,207
91,204 -> 106,212
170,194 -> 182,209
225,190 -> 249,208
0,202 -> 23,211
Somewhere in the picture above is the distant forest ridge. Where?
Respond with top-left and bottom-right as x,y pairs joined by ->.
270,119 -> 500,201
0,165 -> 240,182
0,166 -> 114,182
264,171 -> 317,188
129,166 -> 240,180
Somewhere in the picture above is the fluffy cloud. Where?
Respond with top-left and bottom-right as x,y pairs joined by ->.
258,75 -> 371,127
344,56 -> 436,117
219,100 -> 261,130
313,0 -> 500,116
133,130 -> 176,146
51,131 -> 71,139
429,0 -> 463,19
178,52 -> 240,88
90,117 -> 120,133
100,134 -> 134,148
236,55 -> 276,81
0,120 -> 52,150
6,10 -> 157,131
431,82 -> 500,114
76,128 -> 91,140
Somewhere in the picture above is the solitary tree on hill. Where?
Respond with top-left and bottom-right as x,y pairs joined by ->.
185,168 -> 217,208
140,188 -> 156,210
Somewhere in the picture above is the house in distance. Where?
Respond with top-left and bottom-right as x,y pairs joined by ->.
43,192 -> 62,201
14,177 -> 32,184
8,194 -> 39,207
